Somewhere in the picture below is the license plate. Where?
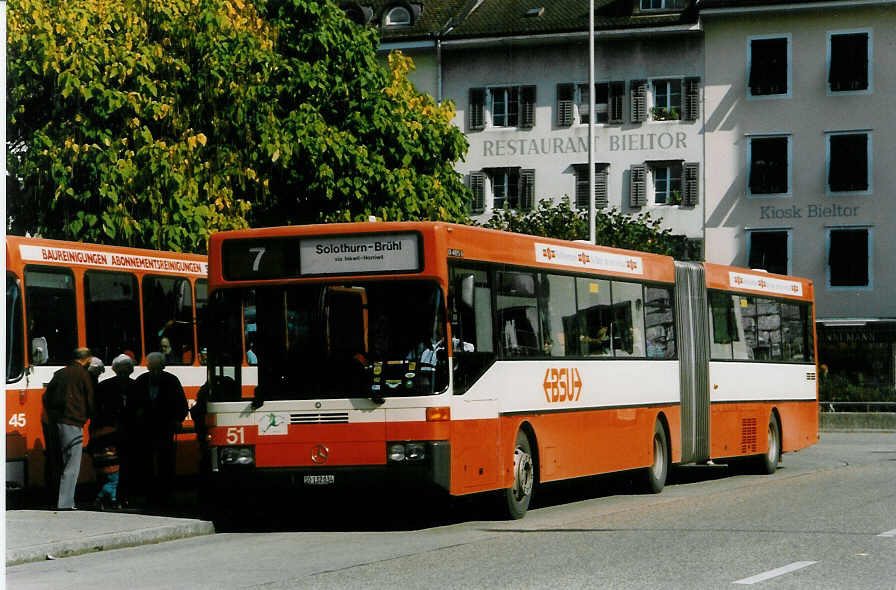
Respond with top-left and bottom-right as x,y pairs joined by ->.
303,475 -> 335,485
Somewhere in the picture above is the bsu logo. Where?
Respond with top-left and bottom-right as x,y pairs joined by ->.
543,367 -> 583,403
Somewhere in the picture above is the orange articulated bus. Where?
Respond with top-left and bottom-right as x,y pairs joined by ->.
5,235 -> 209,496
201,222 -> 818,518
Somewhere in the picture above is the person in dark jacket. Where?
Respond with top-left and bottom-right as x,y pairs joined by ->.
131,352 -> 188,508
42,347 -> 94,510
90,354 -> 136,510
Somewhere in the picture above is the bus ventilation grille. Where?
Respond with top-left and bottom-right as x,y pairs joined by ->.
741,417 -> 758,454
290,412 -> 350,424
806,372 -> 816,381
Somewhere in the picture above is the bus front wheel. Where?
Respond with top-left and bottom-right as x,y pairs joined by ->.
501,430 -> 535,519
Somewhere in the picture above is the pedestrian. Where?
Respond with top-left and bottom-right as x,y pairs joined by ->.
90,354 -> 136,510
132,352 -> 188,509
42,347 -> 94,510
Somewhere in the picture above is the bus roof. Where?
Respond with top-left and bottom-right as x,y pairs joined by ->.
6,235 -> 208,277
208,222 -> 814,302
208,221 -> 677,285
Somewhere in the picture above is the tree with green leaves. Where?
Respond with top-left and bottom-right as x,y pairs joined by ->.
7,0 -> 471,252
485,198 -> 700,260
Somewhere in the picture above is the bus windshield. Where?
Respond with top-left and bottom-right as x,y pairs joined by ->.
209,280 -> 449,402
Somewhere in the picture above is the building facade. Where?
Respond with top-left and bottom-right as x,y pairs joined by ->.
354,0 -> 896,392
370,0 -> 707,242
701,0 -> 896,391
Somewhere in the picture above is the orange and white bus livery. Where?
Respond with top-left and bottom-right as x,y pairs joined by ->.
201,222 -> 818,518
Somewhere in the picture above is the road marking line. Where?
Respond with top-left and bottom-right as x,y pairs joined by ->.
733,561 -> 818,585
878,528 -> 896,538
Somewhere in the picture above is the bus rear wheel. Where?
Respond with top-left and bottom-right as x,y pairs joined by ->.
501,430 -> 535,519
755,414 -> 781,475
639,421 -> 668,494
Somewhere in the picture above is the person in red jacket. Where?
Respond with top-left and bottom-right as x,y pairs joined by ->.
42,348 -> 94,510
131,352 -> 188,509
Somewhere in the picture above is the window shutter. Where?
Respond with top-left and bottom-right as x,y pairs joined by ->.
469,88 -> 485,131
682,162 -> 699,207
520,86 -> 536,129
595,168 -> 609,208
630,80 -> 647,123
520,169 -> 535,210
556,83 -> 574,127
609,82 -> 625,124
469,172 -> 485,213
630,164 -> 646,207
683,78 -> 700,121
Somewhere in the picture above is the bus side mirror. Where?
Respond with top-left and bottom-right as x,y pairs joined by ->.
459,275 -> 475,309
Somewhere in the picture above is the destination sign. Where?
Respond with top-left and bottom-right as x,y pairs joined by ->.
221,232 -> 422,280
300,233 -> 420,276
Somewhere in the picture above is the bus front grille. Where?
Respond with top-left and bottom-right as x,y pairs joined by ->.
290,412 -> 350,424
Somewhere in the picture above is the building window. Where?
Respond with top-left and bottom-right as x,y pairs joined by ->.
748,230 -> 790,275
486,168 -> 535,211
574,164 -> 609,209
491,87 -> 518,127
651,163 -> 682,205
749,135 -> 790,196
469,86 -> 536,130
384,6 -> 411,26
597,82 -> 625,124
828,132 -> 870,193
652,79 -> 681,120
558,82 -> 623,126
829,31 -> 870,92
828,227 -> 870,287
748,36 -> 790,97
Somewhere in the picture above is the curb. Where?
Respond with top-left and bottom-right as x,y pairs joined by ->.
7,519 -> 215,566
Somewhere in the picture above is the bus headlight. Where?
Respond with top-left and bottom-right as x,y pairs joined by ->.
388,442 -> 427,462
220,446 -> 255,466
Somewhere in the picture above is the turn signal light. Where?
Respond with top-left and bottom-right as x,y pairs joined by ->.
426,407 -> 450,422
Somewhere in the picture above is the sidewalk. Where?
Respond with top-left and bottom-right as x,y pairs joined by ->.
6,508 -> 214,566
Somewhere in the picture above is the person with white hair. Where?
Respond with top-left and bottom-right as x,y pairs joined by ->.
90,353 -> 137,509
132,352 -> 188,509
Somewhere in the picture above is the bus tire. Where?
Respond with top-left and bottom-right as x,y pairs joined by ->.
501,430 -> 535,520
639,421 -> 668,494
755,413 -> 781,475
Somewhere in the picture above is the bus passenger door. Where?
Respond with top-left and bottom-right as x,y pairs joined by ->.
449,266 -> 500,493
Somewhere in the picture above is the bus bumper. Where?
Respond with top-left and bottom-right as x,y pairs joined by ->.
206,440 -> 451,493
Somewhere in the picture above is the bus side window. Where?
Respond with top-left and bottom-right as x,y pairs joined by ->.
6,273 -> 25,382
611,281 -> 645,357
497,271 -> 541,357
756,298 -> 783,361
645,285 -> 675,359
575,277 -> 613,358
732,295 -> 755,360
780,302 -> 805,362
143,276 -> 194,364
708,291 -> 735,360
24,267 -> 77,365
540,273 -> 576,358
85,270 -> 141,366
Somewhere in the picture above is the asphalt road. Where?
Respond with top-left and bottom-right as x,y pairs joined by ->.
8,432 -> 896,589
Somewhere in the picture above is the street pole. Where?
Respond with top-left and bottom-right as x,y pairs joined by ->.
588,0 -> 596,244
